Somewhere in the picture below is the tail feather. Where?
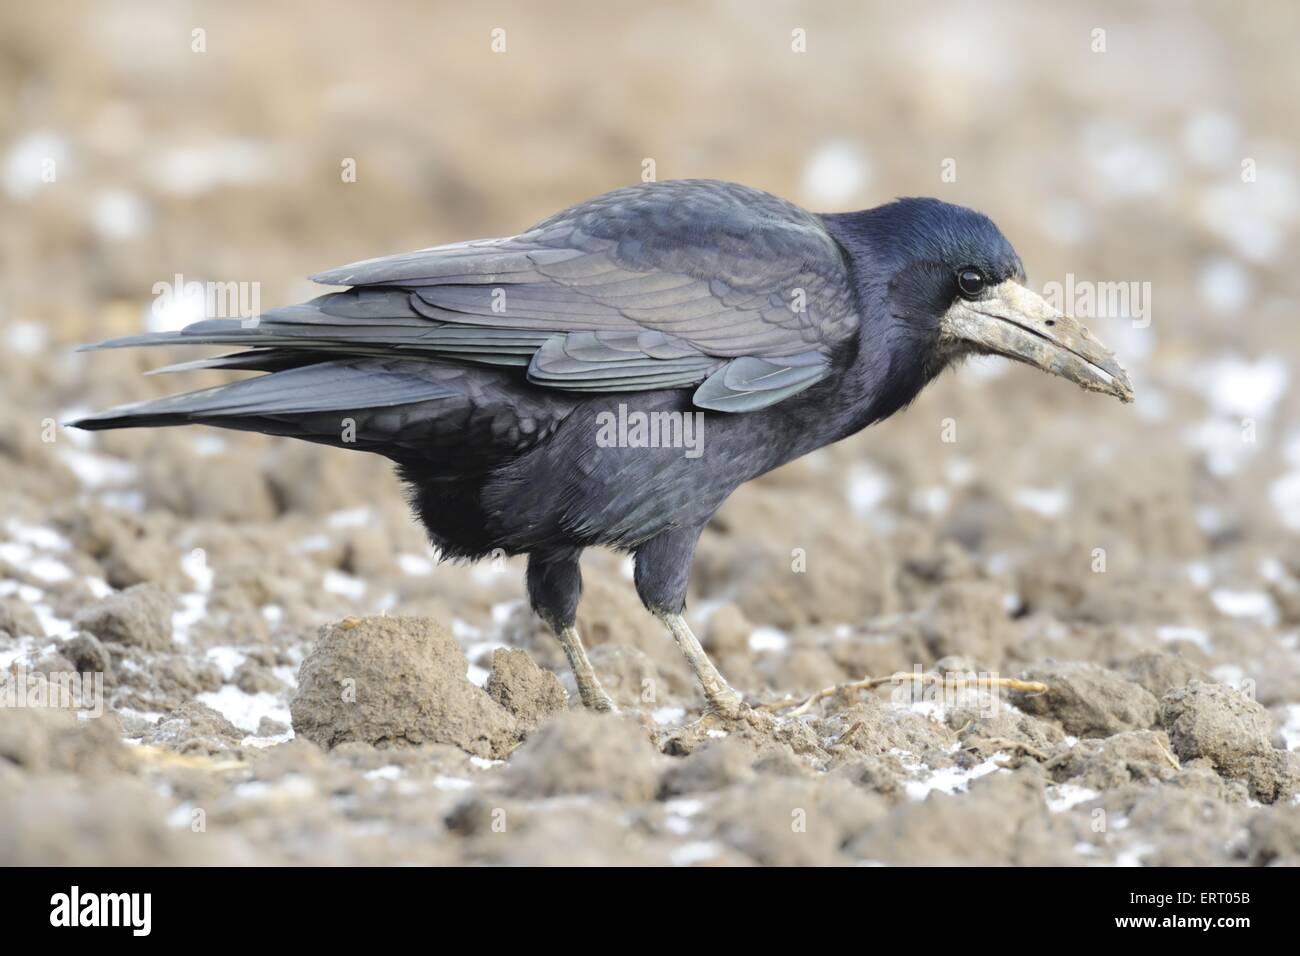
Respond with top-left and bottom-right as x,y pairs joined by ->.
70,358 -> 457,432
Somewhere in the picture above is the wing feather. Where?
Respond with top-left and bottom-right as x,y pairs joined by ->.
82,180 -> 859,413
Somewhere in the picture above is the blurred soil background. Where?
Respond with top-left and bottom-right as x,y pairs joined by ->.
2,0 -> 1300,865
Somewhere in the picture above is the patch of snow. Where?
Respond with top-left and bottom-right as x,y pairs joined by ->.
904,755 -> 1005,799
90,188 -> 150,240
671,840 -> 723,866
748,627 -> 788,653
1211,589 -> 1277,624
205,647 -> 246,680
847,462 -> 890,516
196,685 -> 290,733
490,601 -> 520,625
27,557 -> 72,584
909,486 -> 950,515
1201,355 -> 1288,420
652,706 -> 686,726
181,548 -> 213,592
1115,842 -> 1153,867
294,534 -> 331,554
31,604 -> 73,638
664,798 -> 704,817
1271,470 -> 1300,532
1279,704 -> 1300,751
1014,487 -> 1069,518
323,569 -> 366,601
1185,562 -> 1213,589
4,320 -> 48,354
85,577 -> 112,599
1156,625 -> 1213,654
328,507 -> 371,529
4,130 -> 70,199
191,434 -> 226,457
240,730 -> 293,748
58,448 -> 136,488
1047,784 -> 1100,813
397,552 -> 434,575
6,521 -> 69,551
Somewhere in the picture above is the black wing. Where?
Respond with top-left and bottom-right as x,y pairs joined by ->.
82,180 -> 859,413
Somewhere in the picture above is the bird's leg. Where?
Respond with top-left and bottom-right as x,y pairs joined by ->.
635,528 -> 749,720
656,611 -> 745,719
526,549 -> 614,712
551,623 -> 615,712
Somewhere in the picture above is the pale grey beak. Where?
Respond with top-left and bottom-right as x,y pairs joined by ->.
943,281 -> 1134,403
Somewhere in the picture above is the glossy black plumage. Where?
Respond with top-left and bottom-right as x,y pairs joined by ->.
73,179 -> 1029,624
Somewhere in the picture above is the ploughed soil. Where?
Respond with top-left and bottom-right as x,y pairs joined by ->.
2,0 -> 1300,865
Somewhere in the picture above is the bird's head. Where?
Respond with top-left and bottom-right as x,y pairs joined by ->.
848,198 -> 1133,403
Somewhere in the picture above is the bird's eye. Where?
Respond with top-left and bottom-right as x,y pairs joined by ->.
956,268 -> 986,299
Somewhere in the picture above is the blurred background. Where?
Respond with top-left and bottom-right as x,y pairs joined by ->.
1,0 -> 1299,865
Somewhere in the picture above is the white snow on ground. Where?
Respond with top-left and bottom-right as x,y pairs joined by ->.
398,552 -> 435,575
32,606 -> 72,639
748,627 -> 788,652
1199,355 -> 1289,420
1211,589 -> 1278,625
652,706 -> 686,726
5,520 -> 70,552
1185,562 -> 1213,589
171,548 -> 213,644
1013,487 -> 1069,518
847,462 -> 890,517
233,775 -> 316,802
671,841 -> 723,866
1115,843 -> 1154,867
205,646 -> 246,680
196,685 -> 290,733
327,506 -> 371,529
897,752 -> 1007,800
1272,431 -> 1300,531
57,447 -> 137,488
1047,784 -> 1101,813
1279,705 -> 1300,751
323,569 -> 366,601
1156,625 -> 1213,654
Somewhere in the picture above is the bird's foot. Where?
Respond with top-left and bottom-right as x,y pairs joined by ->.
579,685 -> 618,714
661,698 -> 779,754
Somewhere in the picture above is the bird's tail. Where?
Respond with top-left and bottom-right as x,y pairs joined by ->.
69,357 -> 458,455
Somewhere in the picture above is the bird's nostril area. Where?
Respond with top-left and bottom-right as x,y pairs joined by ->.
1045,319 -> 1056,327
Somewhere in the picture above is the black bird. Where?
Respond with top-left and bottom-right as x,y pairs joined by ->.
74,179 -> 1132,718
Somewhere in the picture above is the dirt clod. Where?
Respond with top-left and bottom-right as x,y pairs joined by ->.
290,615 -> 520,759
1161,681 -> 1289,801
1018,662 -> 1160,737
73,583 -> 174,651
486,647 -> 568,730
503,711 -> 660,801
